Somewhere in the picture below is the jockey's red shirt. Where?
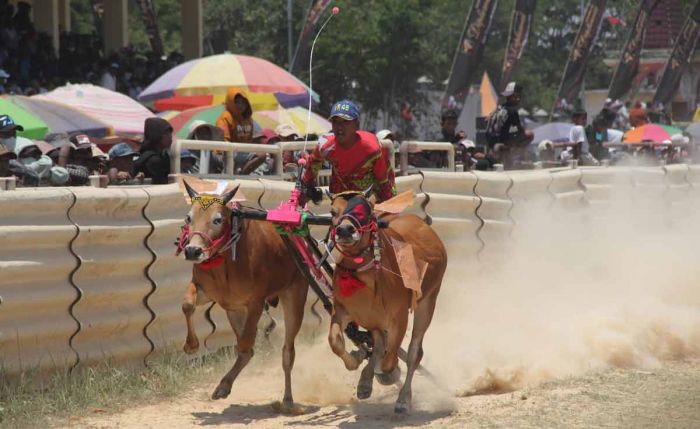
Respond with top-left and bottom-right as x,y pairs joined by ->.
302,130 -> 396,202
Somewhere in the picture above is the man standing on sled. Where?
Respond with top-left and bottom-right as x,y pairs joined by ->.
301,100 -> 396,203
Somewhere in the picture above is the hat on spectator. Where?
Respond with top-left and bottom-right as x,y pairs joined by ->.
0,144 -> 17,159
501,82 -> 523,97
45,132 -> 75,149
91,144 -> 107,159
670,134 -> 690,145
275,123 -> 299,138
70,133 -> 93,150
0,114 -> 24,132
180,149 -> 198,160
108,142 -> 138,159
458,139 -> 476,149
376,129 -> 394,141
329,100 -> 360,121
538,139 -> 553,151
50,167 -> 70,185
258,128 -> 279,145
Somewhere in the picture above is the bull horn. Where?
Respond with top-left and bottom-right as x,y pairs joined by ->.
183,179 -> 199,199
222,185 -> 241,206
362,185 -> 374,198
325,189 -> 334,201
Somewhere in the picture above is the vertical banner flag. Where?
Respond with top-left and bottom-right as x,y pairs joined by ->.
290,0 -> 332,74
652,0 -> 700,106
608,0 -> 660,100
501,0 -> 537,89
135,0 -> 164,57
552,0 -> 607,113
443,0 -> 499,111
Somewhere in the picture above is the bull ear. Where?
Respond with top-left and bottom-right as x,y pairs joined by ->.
222,185 -> 240,206
325,189 -> 334,201
183,180 -> 199,199
363,185 -> 374,198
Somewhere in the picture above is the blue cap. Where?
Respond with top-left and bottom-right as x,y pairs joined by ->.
108,143 -> 137,159
0,114 -> 24,132
329,100 -> 360,121
180,149 -> 198,160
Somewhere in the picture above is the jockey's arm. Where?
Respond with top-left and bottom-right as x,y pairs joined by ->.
373,147 -> 396,202
301,144 -> 325,188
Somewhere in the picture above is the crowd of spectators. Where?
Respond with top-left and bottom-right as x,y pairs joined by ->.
0,0 -> 183,98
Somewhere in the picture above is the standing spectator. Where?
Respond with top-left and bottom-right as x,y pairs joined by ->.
433,108 -> 467,167
486,82 -> 534,169
132,117 -> 173,184
586,115 -> 610,161
99,62 -> 119,91
216,89 -> 254,143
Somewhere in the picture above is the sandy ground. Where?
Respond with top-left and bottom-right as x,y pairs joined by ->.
58,356 -> 700,429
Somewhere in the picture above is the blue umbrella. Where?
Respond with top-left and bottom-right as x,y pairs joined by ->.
532,122 -> 573,144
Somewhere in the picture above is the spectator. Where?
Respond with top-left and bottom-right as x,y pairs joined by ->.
276,123 -> 301,166
487,82 -> 534,169
0,114 -> 22,152
132,117 -> 173,184
0,69 -> 9,93
628,101 -> 649,128
180,149 -> 199,174
239,128 -> 278,175
107,142 -> 138,184
376,129 -> 399,167
216,89 -> 254,143
570,109 -> 598,165
0,142 -> 16,177
586,115 -> 610,161
537,140 -> 556,162
185,120 -> 225,174
99,63 -> 119,91
432,108 -> 467,168
14,138 -> 69,185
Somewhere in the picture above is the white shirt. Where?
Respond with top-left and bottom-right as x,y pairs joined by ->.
99,71 -> 117,91
569,125 -> 589,154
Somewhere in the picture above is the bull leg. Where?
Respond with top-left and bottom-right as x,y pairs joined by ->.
182,282 -> 211,354
277,285 -> 307,413
212,303 -> 263,400
328,303 -> 362,371
357,330 -> 383,399
377,314 -> 408,386
395,293 -> 438,414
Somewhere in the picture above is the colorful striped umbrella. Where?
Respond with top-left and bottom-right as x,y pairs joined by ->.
34,84 -> 156,135
0,97 -> 49,139
169,105 -> 330,139
5,96 -> 112,137
138,54 -> 319,112
623,124 -> 683,144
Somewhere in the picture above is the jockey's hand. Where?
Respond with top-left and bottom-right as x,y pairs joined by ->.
303,185 -> 323,205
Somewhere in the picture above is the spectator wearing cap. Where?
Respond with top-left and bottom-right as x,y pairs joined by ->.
180,149 -> 199,174
432,109 -> 467,167
132,117 -> 173,184
0,114 -> 23,153
186,120 -> 225,174
628,101 -> 649,128
301,99 -> 396,203
14,138 -> 69,185
239,128 -> 278,175
275,123 -> 301,166
107,142 -> 138,184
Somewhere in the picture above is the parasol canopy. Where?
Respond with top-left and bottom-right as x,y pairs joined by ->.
34,84 -> 155,135
622,124 -> 683,144
139,54 -> 319,112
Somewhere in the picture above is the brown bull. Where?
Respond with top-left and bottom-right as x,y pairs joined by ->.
180,181 -> 308,411
327,190 -> 447,413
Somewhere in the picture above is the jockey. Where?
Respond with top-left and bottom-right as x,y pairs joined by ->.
301,100 -> 396,204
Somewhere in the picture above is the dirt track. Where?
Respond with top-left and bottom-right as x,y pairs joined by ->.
59,356 -> 700,429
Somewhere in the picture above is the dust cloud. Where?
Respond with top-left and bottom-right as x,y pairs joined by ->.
423,187 -> 700,397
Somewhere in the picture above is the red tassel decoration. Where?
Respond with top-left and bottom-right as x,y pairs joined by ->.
337,271 -> 366,297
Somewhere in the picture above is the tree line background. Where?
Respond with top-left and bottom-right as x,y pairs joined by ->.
68,0 -> 696,125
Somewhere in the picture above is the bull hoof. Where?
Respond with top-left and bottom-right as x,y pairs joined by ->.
211,384 -> 231,400
394,400 -> 410,414
271,400 -> 306,415
183,338 -> 199,354
375,366 -> 401,386
357,383 -> 373,399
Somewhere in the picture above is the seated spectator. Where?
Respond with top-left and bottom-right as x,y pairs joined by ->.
239,128 -> 278,175
0,143 -> 17,177
70,134 -> 108,175
0,114 -> 22,153
107,142 -> 138,184
537,140 -> 556,162
433,108 -> 466,167
276,123 -> 301,166
216,89 -> 253,143
586,115 -> 610,161
132,117 -> 173,184
628,101 -> 649,128
14,138 -> 69,185
570,109 -> 598,165
186,120 -> 225,174
180,149 -> 198,174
